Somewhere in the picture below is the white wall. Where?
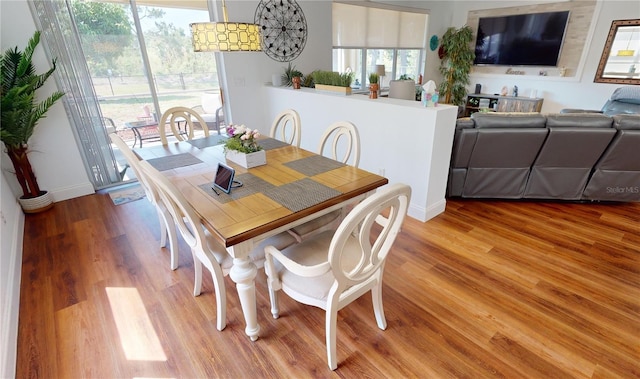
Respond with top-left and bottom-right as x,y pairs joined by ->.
0,0 -> 93,203
222,0 -> 333,129
427,0 -> 638,113
0,173 -> 24,379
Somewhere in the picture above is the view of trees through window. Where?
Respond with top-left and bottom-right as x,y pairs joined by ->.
71,1 -> 218,144
333,48 -> 423,89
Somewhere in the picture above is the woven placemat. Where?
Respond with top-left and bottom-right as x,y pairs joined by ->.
263,178 -> 341,212
146,153 -> 203,171
259,138 -> 289,151
283,155 -> 346,176
198,173 -> 276,203
187,135 -> 228,149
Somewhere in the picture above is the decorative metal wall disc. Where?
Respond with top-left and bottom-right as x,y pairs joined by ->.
255,0 -> 307,62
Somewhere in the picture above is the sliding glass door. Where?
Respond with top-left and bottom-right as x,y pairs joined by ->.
32,0 -> 219,187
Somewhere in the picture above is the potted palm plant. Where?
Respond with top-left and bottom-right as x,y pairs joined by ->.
437,25 -> 475,108
1,31 -> 65,213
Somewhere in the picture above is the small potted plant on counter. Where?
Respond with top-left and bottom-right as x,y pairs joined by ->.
368,73 -> 379,99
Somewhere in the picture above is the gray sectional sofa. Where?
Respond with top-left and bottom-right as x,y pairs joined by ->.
447,112 -> 640,202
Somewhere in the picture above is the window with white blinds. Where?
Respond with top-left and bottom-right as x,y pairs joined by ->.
332,2 -> 428,49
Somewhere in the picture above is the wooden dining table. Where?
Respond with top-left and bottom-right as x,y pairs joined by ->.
134,135 -> 388,340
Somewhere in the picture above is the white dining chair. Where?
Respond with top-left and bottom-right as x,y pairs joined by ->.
270,109 -> 301,147
288,121 -> 361,242
138,160 -> 297,331
159,106 -> 210,145
109,133 -> 179,270
317,121 -> 360,167
264,183 -> 411,370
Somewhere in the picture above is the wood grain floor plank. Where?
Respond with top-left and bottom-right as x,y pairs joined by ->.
16,194 -> 640,378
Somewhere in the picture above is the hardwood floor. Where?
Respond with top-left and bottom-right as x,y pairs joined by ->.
16,192 -> 639,378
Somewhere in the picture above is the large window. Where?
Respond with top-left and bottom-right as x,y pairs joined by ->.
74,1 -> 217,138
332,2 -> 427,88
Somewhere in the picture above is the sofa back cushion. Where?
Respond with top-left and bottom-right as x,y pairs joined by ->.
471,112 -> 546,129
546,113 -> 613,128
613,114 -> 640,130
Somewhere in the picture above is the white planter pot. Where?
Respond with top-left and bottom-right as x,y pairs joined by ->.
18,190 -> 54,213
226,149 -> 266,169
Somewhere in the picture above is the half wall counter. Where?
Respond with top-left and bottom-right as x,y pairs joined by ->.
262,86 -> 459,222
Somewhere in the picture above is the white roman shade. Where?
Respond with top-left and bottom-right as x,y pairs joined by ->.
333,2 -> 427,48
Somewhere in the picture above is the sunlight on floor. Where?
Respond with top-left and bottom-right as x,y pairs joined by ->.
106,287 -> 167,361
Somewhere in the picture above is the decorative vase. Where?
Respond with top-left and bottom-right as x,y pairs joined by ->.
292,76 -> 301,89
369,84 -> 379,99
18,190 -> 54,213
225,149 -> 267,169
272,74 -> 283,87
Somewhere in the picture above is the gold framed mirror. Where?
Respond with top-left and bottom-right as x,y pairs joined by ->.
594,19 -> 640,85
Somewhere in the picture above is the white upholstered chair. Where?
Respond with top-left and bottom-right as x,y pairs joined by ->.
288,121 -> 361,241
159,106 -> 210,145
191,105 -> 223,135
138,160 -> 297,331
388,79 -> 417,101
109,133 -> 178,270
264,183 -> 411,370
269,109 -> 301,147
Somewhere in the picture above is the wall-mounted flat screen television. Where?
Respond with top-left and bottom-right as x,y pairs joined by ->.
473,11 -> 570,67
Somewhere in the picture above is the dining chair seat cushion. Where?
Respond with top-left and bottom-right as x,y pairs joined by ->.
273,230 -> 360,304
194,114 -> 216,122
289,209 -> 341,238
205,229 -> 298,273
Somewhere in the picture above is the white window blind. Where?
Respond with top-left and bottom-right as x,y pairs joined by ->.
332,3 -> 427,48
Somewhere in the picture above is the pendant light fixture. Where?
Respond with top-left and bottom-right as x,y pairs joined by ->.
191,0 -> 262,52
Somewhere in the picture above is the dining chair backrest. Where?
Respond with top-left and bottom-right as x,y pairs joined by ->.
109,133 -> 178,270
138,160 -> 208,253
317,121 -> 360,167
329,183 -> 410,287
270,109 -> 301,147
159,106 -> 210,145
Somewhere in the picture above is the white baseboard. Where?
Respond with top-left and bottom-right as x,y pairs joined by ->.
1,202 -> 24,379
408,199 -> 447,223
51,182 -> 95,202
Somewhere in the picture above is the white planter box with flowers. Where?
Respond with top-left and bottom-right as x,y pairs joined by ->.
224,124 -> 266,168
225,149 -> 266,168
